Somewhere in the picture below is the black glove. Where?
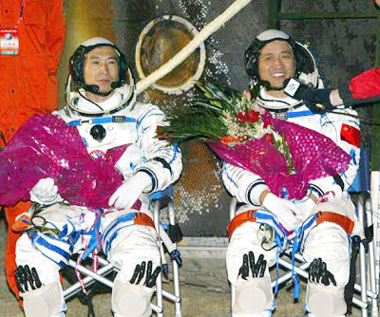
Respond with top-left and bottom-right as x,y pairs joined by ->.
15,265 -> 42,293
130,261 -> 161,288
238,251 -> 267,280
283,78 -> 334,114
308,258 -> 337,286
169,249 -> 182,267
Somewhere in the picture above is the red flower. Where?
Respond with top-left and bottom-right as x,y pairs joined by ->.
156,125 -> 172,141
263,133 -> 274,144
220,135 -> 240,145
246,110 -> 259,124
236,112 -> 247,123
263,118 -> 272,128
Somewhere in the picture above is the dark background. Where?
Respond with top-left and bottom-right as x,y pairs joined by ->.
59,0 -> 380,237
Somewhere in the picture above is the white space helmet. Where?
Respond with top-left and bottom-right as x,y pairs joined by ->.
65,37 -> 136,116
245,29 -> 320,88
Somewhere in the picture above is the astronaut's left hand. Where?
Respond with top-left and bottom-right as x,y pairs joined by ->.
308,258 -> 337,286
238,251 -> 267,280
130,261 -> 161,288
292,194 -> 317,220
108,172 -> 152,210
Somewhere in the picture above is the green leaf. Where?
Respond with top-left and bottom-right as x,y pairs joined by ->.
0,130 -> 6,152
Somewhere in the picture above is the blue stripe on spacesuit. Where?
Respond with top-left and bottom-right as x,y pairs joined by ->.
134,109 -> 164,147
346,118 -> 360,128
169,143 -> 180,164
59,217 -> 77,239
81,218 -> 102,260
222,163 -> 238,189
81,137 -> 88,147
60,225 -> 68,237
291,228 -> 302,300
30,232 -> 74,255
253,210 -> 287,249
66,116 -> 136,126
101,213 -> 136,255
287,110 -> 315,118
298,214 -> 318,253
349,148 -> 357,165
136,109 -> 164,130
341,149 -> 359,190
29,232 -> 73,269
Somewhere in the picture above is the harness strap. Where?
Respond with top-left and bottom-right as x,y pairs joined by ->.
287,110 -> 315,118
316,211 -> 354,234
228,210 -> 257,239
67,116 -> 136,126
133,212 -> 155,229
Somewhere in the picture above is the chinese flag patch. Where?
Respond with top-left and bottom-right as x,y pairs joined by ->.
340,124 -> 361,147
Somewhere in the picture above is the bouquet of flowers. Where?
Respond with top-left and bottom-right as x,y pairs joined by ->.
159,82 -> 351,200
0,115 -> 124,208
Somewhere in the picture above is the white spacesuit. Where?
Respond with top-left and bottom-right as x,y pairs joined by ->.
223,30 -> 361,317
14,38 -> 182,317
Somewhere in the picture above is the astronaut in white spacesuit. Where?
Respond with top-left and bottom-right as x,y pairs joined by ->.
223,29 -> 361,316
14,37 -> 182,317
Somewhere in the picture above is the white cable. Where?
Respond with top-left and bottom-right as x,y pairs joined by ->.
136,0 -> 253,95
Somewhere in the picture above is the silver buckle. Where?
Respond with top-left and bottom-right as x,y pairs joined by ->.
274,112 -> 287,120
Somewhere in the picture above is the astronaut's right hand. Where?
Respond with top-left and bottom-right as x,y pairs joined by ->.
30,177 -> 59,204
15,265 -> 42,293
283,78 -> 333,113
262,192 -> 301,232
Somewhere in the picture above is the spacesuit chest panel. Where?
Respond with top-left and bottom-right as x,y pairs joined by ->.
76,121 -> 137,159
284,110 -> 324,135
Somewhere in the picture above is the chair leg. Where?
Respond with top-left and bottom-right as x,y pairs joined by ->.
156,252 -> 164,317
153,200 -> 164,316
230,284 -> 235,313
168,200 -> 182,317
365,196 -> 379,317
151,194 -> 182,316
358,195 -> 369,317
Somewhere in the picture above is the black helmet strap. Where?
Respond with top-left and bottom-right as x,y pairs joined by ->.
245,37 -> 306,85
69,43 -> 128,96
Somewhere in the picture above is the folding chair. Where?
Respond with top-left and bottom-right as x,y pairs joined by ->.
62,185 -> 182,316
229,148 -> 379,316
